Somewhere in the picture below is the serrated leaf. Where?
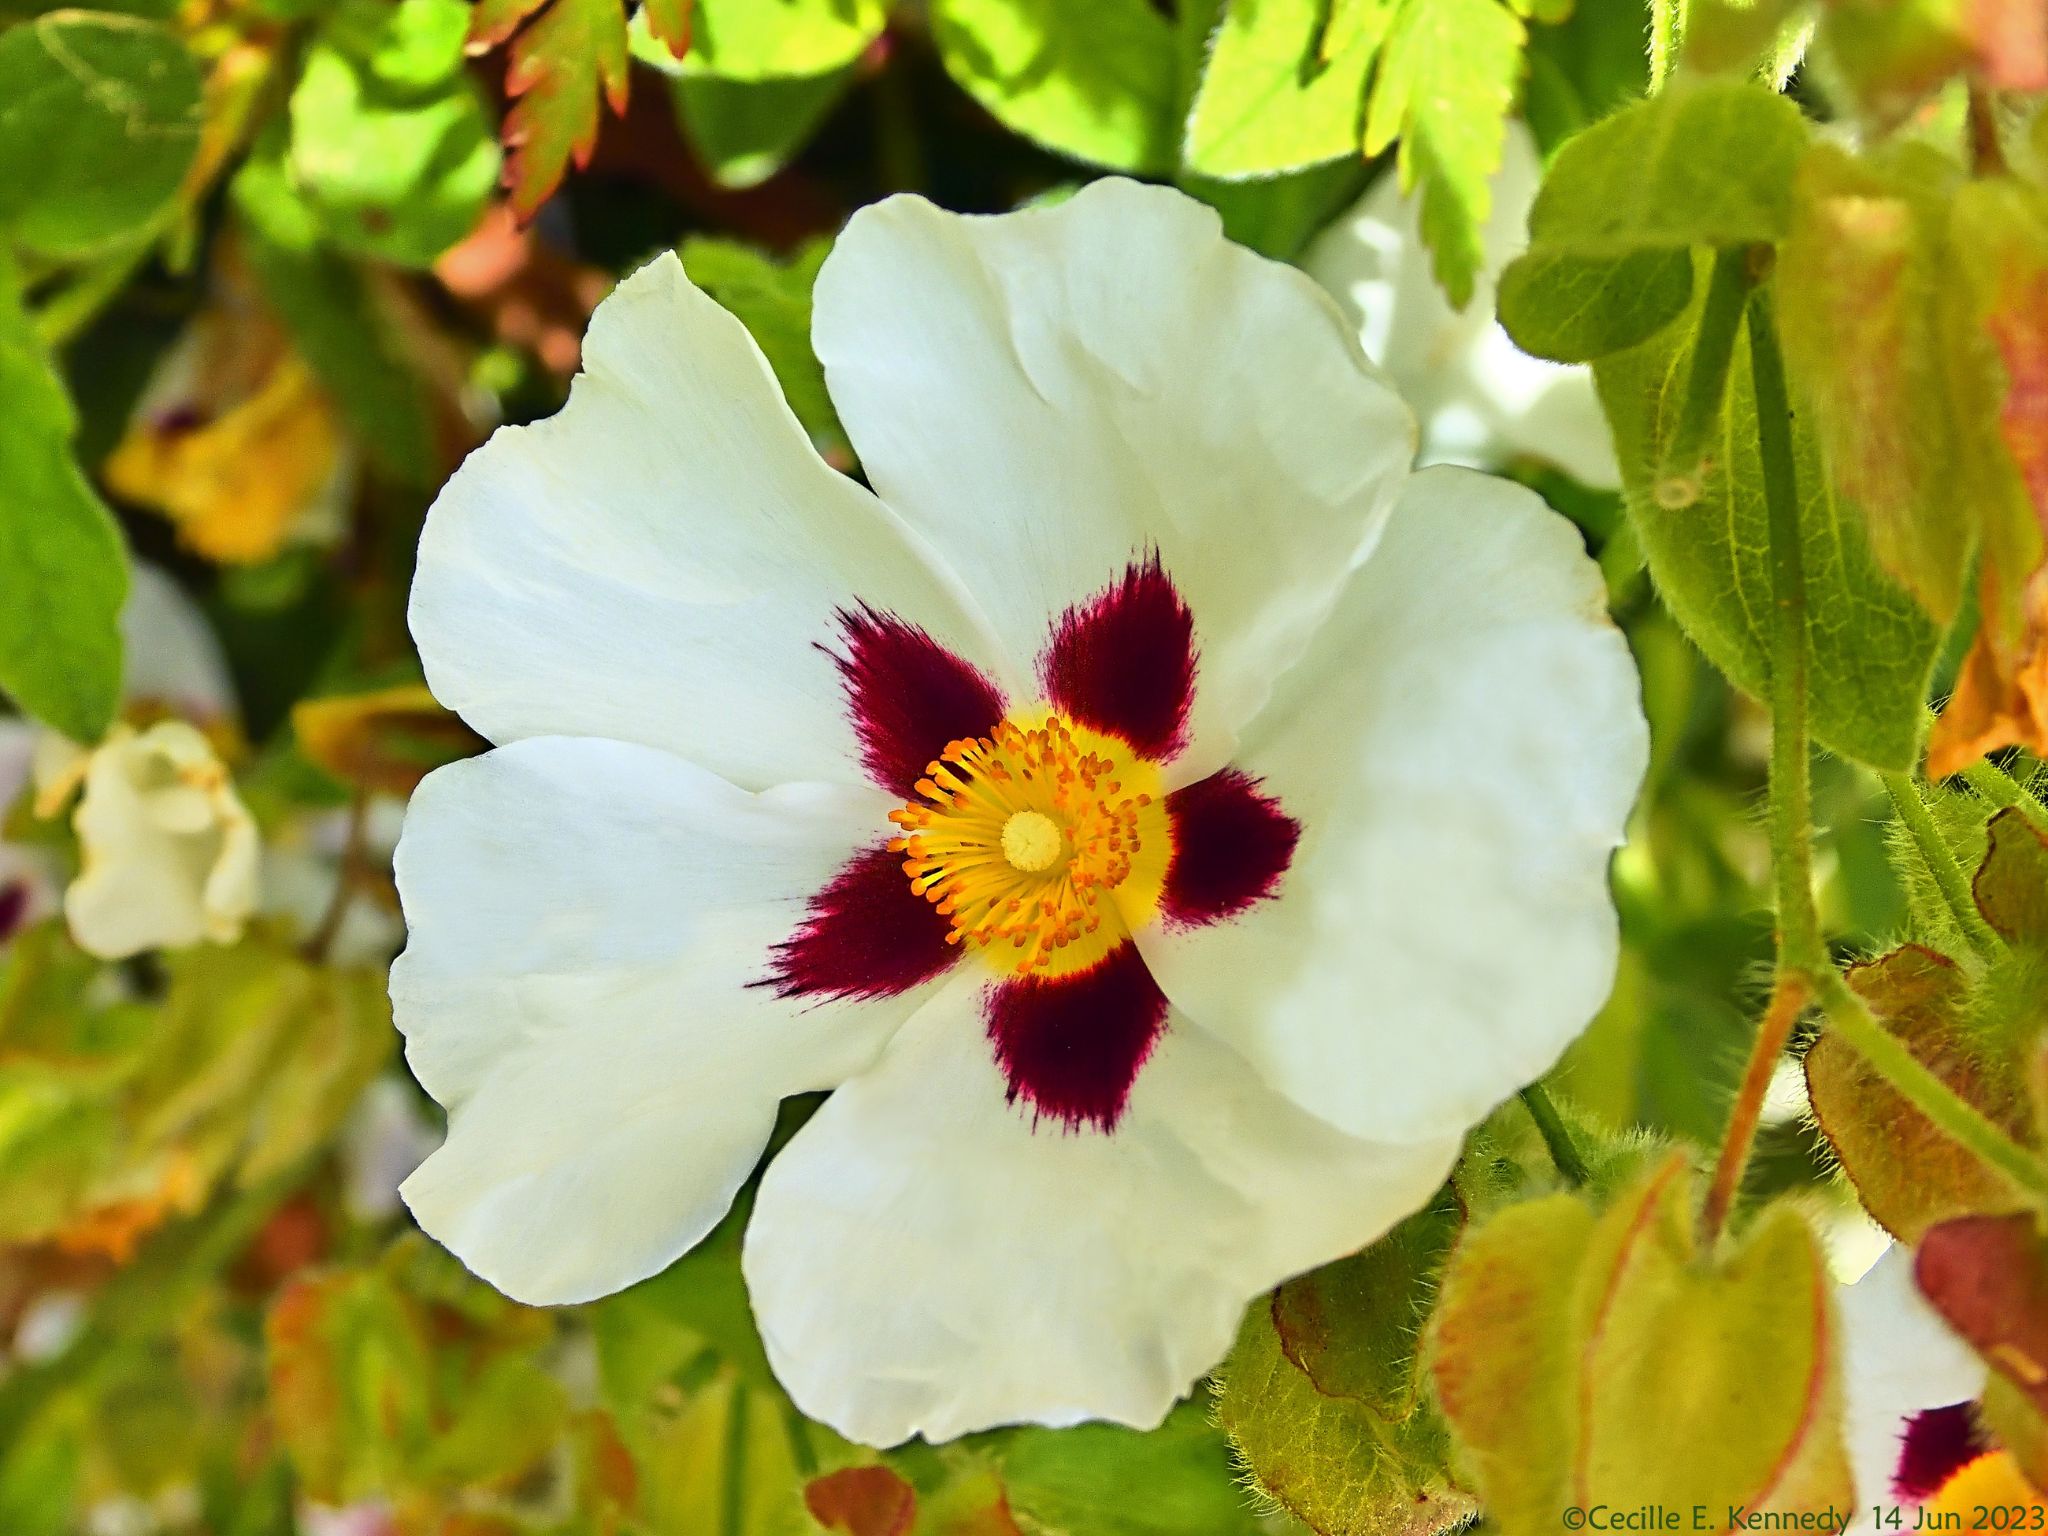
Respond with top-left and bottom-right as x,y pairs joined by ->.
1431,1158 -> 1854,1533
1361,0 -> 1525,308
0,261 -> 128,742
495,0 -> 630,219
1183,0 -> 1393,179
930,0 -> 1179,174
688,0 -> 880,79
643,0 -> 692,56
1592,264 -> 1941,770
0,11 -> 204,259
1804,945 -> 2031,1243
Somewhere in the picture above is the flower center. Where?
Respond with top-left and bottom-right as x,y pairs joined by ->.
889,712 -> 1171,979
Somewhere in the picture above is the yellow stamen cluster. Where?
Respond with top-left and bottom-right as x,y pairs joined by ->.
889,713 -> 1169,978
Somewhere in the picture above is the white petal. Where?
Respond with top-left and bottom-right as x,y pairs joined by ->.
1133,466 -> 1646,1144
743,978 -> 1461,1445
120,562 -> 236,726
1302,121 -> 1620,490
410,253 -> 1002,790
814,179 -> 1418,778
65,722 -> 258,960
392,735 -> 922,1305
1839,1248 -> 1985,1509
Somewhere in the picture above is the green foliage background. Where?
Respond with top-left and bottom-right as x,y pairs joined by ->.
3,0 -> 2047,1531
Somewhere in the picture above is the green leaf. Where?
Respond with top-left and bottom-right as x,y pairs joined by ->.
233,141 -> 439,483
493,0 -> 630,219
1519,77 -> 1808,258
286,0 -> 501,267
1592,264 -> 1941,770
1775,142 -> 1970,625
0,260 -> 127,741
930,0 -> 1180,174
680,236 -> 843,454
988,1400 -> 1258,1536
0,11 -> 203,259
673,66 -> 852,190
1431,1159 -> 1854,1532
1361,0 -> 1526,308
688,0 -> 883,79
1497,247 -> 1694,362
1217,1195 -> 1477,1536
1183,0 -> 1393,179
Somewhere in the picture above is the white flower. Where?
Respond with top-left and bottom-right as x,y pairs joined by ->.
43,719 -> 260,961
1838,1247 -> 1989,1517
1303,120 -> 1620,490
396,180 -> 1647,1446
14,564 -> 253,961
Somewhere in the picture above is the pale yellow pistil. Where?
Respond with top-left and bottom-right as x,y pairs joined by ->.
888,712 -> 1171,979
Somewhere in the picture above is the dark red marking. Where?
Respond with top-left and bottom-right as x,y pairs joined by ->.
830,605 -> 1005,799
1160,769 -> 1300,927
1040,555 -> 1196,762
1892,1403 -> 1989,1501
985,942 -> 1169,1133
0,880 -> 27,944
763,844 -> 957,1001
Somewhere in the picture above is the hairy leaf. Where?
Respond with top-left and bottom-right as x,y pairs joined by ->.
673,66 -> 852,189
1432,1158 -> 1853,1533
1593,266 -> 1940,770
689,0 -> 881,79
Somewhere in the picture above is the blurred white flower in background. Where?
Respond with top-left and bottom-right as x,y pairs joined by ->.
1304,119 -> 1620,490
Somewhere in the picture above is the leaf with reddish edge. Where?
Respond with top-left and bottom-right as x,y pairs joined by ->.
642,0 -> 693,58
1430,1156 -> 1854,1535
1926,180 -> 2048,779
1916,1213 -> 2048,1420
1805,945 -> 2031,1244
804,1465 -> 916,1536
1974,807 -> 2048,944
478,0 -> 633,221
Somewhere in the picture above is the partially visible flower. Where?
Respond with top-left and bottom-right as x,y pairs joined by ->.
38,720 -> 259,961
27,563 -> 256,961
396,181 -> 1645,1445
262,796 -> 406,967
1839,1248 -> 1996,1520
1304,119 -> 1620,490
103,265 -> 353,566
0,719 -> 59,945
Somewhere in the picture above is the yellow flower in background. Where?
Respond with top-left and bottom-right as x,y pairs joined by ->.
104,286 -> 353,566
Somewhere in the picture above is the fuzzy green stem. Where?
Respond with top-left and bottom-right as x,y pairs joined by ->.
1649,0 -> 1687,92
1748,289 -> 1824,972
1657,246 -> 1754,506
1813,969 -> 2048,1205
1881,771 -> 2001,960
1961,757 -> 2048,829
1520,1084 -> 1590,1186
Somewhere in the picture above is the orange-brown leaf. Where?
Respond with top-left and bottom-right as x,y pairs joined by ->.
804,1466 -> 917,1536
488,0 -> 632,220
